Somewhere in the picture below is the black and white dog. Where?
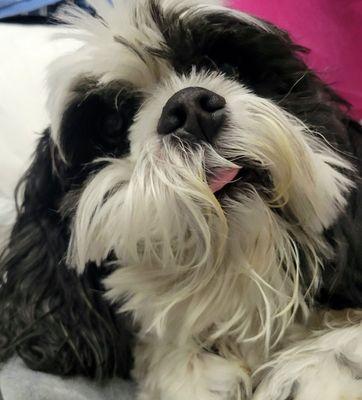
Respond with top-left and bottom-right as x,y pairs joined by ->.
0,0 -> 361,399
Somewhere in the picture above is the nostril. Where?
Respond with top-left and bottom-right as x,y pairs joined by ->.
171,105 -> 187,127
199,93 -> 226,113
158,104 -> 187,135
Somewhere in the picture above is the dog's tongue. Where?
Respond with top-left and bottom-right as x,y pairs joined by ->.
208,168 -> 240,193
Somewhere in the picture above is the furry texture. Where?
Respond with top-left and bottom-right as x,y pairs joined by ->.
254,311 -> 362,400
0,0 -> 361,398
0,132 -> 133,379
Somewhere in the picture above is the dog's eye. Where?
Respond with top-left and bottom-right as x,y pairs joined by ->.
219,63 -> 240,79
101,112 -> 124,145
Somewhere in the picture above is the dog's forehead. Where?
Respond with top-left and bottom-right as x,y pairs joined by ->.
55,2 -> 193,81
51,0 -> 270,85
48,0 -> 271,146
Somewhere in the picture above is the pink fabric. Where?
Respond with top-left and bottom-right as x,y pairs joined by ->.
230,0 -> 362,119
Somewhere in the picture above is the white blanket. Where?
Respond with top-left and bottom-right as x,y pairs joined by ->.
0,23 -> 78,240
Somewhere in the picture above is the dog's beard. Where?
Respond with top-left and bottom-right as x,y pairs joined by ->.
67,92 -> 352,351
69,136 -> 232,268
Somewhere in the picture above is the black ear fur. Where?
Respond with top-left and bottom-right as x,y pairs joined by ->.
0,130 -> 133,379
317,119 -> 362,309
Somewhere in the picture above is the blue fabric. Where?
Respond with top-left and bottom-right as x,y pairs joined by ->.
0,0 -> 61,18
0,358 -> 136,400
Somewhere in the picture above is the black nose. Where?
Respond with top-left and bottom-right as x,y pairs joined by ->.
157,87 -> 226,142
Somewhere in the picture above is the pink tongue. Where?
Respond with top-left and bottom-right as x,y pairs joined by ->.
209,168 -> 240,193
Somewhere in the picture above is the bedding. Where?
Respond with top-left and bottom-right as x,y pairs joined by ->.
231,0 -> 362,120
0,358 -> 135,400
0,0 -> 60,19
0,24 -> 76,239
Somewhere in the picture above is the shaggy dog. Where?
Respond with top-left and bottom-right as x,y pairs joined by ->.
0,0 -> 361,399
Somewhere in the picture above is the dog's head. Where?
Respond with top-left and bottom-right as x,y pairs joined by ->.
5,0 -> 356,357
48,0 -> 351,274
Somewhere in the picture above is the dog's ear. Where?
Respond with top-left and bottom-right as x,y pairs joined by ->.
317,118 -> 362,309
0,129 -> 133,379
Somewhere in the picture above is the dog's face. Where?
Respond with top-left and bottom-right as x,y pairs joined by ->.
47,0 -> 351,327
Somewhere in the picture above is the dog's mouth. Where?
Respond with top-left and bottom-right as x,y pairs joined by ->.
207,163 -> 272,197
207,167 -> 240,193
164,134 -> 271,195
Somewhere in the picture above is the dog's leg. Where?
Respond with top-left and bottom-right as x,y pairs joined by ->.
253,322 -> 362,400
134,339 -> 252,400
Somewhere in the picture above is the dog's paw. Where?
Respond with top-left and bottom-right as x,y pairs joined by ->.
253,331 -> 362,400
194,352 -> 251,400
136,348 -> 251,400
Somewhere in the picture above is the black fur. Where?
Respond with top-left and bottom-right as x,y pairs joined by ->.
60,78 -> 141,165
0,131 -> 133,379
317,118 -> 362,309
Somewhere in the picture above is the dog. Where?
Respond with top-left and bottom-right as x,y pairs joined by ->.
0,0 -> 361,399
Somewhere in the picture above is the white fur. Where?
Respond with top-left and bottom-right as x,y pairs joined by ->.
134,339 -> 251,400
254,318 -> 362,400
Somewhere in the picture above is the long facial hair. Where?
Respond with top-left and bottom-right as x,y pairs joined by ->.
68,82 -> 352,356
